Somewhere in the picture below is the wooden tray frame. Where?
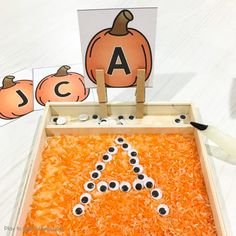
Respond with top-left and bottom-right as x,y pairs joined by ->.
10,102 -> 227,236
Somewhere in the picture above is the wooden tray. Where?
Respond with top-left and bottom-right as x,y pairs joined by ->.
11,102 -> 227,235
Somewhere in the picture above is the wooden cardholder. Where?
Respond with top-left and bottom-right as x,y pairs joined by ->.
96,69 -> 108,117
135,69 -> 146,118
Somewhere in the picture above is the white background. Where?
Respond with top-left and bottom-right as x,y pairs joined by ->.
0,0 -> 236,235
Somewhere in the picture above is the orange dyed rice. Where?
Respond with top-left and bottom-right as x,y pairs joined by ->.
23,134 -> 216,235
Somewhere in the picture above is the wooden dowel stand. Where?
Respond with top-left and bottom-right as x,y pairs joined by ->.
96,69 -> 108,117
136,69 -> 146,118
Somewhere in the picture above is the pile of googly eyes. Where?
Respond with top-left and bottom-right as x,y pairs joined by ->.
72,136 -> 169,217
51,114 -> 136,126
173,114 -> 187,125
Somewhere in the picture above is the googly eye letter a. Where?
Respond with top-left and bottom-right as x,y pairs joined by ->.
85,9 -> 152,87
0,76 -> 33,119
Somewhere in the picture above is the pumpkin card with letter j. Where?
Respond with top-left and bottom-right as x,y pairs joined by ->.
78,7 -> 157,88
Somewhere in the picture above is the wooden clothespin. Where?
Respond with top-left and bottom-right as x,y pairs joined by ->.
135,69 -> 146,118
96,69 -> 108,117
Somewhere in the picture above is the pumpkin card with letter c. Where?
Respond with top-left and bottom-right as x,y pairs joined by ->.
33,64 -> 94,110
78,7 -> 157,88
0,69 -> 33,126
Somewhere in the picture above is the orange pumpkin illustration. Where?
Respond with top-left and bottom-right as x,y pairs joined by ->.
0,76 -> 33,119
85,9 -> 152,87
35,65 -> 90,106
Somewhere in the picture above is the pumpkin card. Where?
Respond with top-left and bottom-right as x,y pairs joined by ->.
78,7 -> 157,88
33,64 -> 95,110
0,69 -> 33,127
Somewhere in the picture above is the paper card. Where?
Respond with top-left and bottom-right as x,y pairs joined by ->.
78,7 -> 157,88
33,64 -> 95,110
0,69 -> 33,127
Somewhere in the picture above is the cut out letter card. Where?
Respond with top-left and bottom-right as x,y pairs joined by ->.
78,7 -> 158,88
33,64 -> 95,110
0,69 -> 33,126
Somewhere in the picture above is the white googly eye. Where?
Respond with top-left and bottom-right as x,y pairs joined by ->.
97,181 -> 108,193
102,153 -> 112,162
137,173 -> 147,181
72,204 -> 85,216
56,116 -> 67,125
51,117 -> 58,124
79,114 -> 89,121
128,115 -> 135,120
95,162 -> 105,172
173,117 -> 183,125
121,142 -> 132,151
128,149 -> 138,158
151,188 -> 163,200
120,181 -> 131,192
115,137 -> 125,145
90,170 -> 101,180
157,204 -> 169,216
180,114 -> 187,120
129,157 -> 139,166
80,193 -> 92,204
84,181 -> 95,192
99,118 -> 108,125
133,164 -> 143,174
133,179 -> 143,191
108,146 -> 118,155
92,114 -> 99,120
144,177 -> 155,189
108,180 -> 119,191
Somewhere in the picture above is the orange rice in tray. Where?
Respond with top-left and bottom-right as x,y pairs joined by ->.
23,134 -> 216,235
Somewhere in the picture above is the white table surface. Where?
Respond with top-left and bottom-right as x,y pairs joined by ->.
1,0 -> 236,235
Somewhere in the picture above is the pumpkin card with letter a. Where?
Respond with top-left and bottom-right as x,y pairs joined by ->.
0,69 -> 33,126
78,7 -> 157,88
33,64 -> 94,110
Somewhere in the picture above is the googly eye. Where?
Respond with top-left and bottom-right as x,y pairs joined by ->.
51,117 -> 58,124
115,137 -> 125,145
129,157 -> 139,166
128,149 -> 138,158
180,114 -> 187,120
157,204 -> 169,216
99,118 -> 108,126
173,118 -> 183,125
118,115 -> 124,120
79,114 -> 89,122
133,164 -> 143,174
128,115 -> 135,120
56,116 -> 67,125
102,153 -> 112,162
133,179 -> 143,191
120,181 -> 131,192
108,180 -> 119,191
84,181 -> 95,192
97,181 -> 108,193
144,177 -> 154,189
90,170 -> 101,180
108,146 -> 118,155
72,204 -> 85,216
121,143 -> 132,151
80,193 -> 92,204
137,173 -> 147,181
92,114 -> 99,120
95,162 -> 105,172
151,188 -> 163,200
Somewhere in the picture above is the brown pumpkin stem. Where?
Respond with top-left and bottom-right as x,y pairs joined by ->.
2,75 -> 16,89
109,9 -> 134,36
55,65 -> 71,77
